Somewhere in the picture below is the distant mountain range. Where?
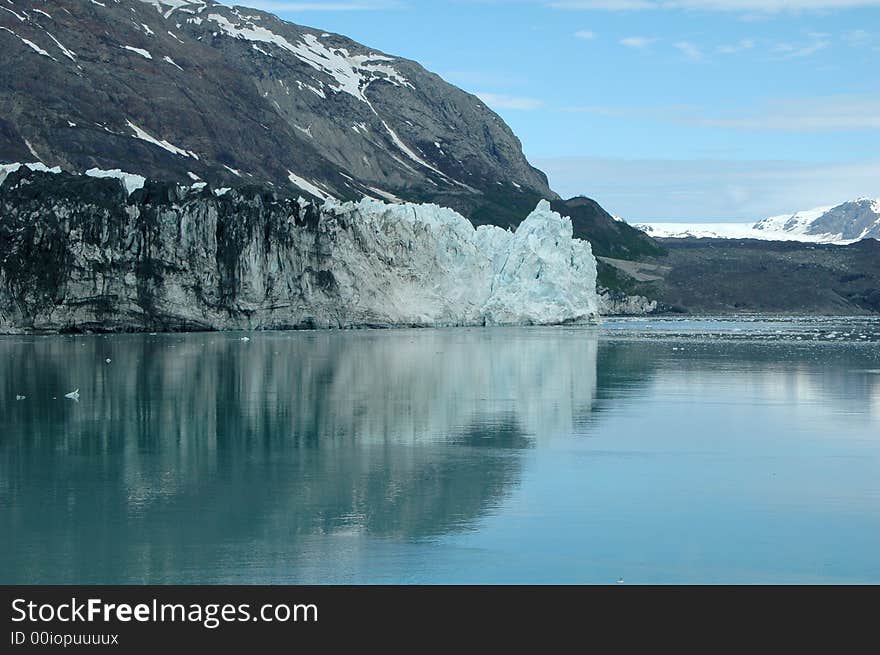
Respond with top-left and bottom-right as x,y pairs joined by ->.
637,198 -> 880,245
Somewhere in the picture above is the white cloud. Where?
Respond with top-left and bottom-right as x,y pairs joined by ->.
565,94 -> 880,131
550,0 -> 880,11
673,40 -> 703,59
550,1 -> 655,8
843,29 -> 870,42
717,38 -> 755,54
620,36 -> 655,48
574,30 -> 597,40
772,37 -> 829,57
692,95 -> 880,130
532,156 -> 880,221
476,92 -> 544,111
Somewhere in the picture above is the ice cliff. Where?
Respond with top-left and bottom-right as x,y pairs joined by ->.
0,168 -> 598,333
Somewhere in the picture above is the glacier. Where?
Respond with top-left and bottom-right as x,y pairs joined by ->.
321,198 -> 598,327
0,168 -> 598,333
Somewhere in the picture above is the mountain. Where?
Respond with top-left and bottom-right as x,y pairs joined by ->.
637,198 -> 880,245
0,0 -> 555,225
754,199 -> 880,242
634,238 -> 880,315
550,197 -> 665,260
637,222 -> 772,241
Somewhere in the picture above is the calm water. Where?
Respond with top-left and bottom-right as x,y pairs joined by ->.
2,318 -> 879,584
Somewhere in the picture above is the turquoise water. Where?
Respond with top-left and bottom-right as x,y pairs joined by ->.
2,318 -> 879,584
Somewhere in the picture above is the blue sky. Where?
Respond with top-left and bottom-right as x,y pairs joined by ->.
239,1 -> 880,222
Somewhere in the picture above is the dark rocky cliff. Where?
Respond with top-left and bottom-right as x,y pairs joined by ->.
1,168 -> 329,332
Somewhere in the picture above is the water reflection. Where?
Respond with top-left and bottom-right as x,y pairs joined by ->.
1,329 -> 601,583
2,325 -> 879,583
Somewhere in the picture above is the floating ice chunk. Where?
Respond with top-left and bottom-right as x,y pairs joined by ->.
15,395 -> 26,401
64,389 -> 80,401
240,337 -> 251,342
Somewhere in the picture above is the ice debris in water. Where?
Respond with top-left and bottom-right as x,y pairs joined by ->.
15,395 -> 26,401
64,389 -> 80,401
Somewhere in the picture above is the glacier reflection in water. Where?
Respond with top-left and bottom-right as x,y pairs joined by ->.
2,322 -> 879,583
1,328 -> 599,583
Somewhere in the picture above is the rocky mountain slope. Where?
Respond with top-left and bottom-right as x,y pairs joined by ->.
599,237 -> 880,315
0,167 -> 597,333
0,0 -> 556,224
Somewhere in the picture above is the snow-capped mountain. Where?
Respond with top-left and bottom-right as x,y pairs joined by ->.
637,198 -> 880,244
0,0 -> 554,224
754,199 -> 880,242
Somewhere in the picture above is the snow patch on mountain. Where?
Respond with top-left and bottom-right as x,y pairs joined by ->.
85,168 -> 146,195
122,45 -> 153,59
162,55 -> 183,70
45,33 -> 77,62
0,26 -> 55,60
366,186 -> 403,203
287,171 -> 334,201
0,6 -> 26,23
205,14 -> 410,103
0,162 -> 61,186
126,120 -> 199,159
140,1 -> 206,19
